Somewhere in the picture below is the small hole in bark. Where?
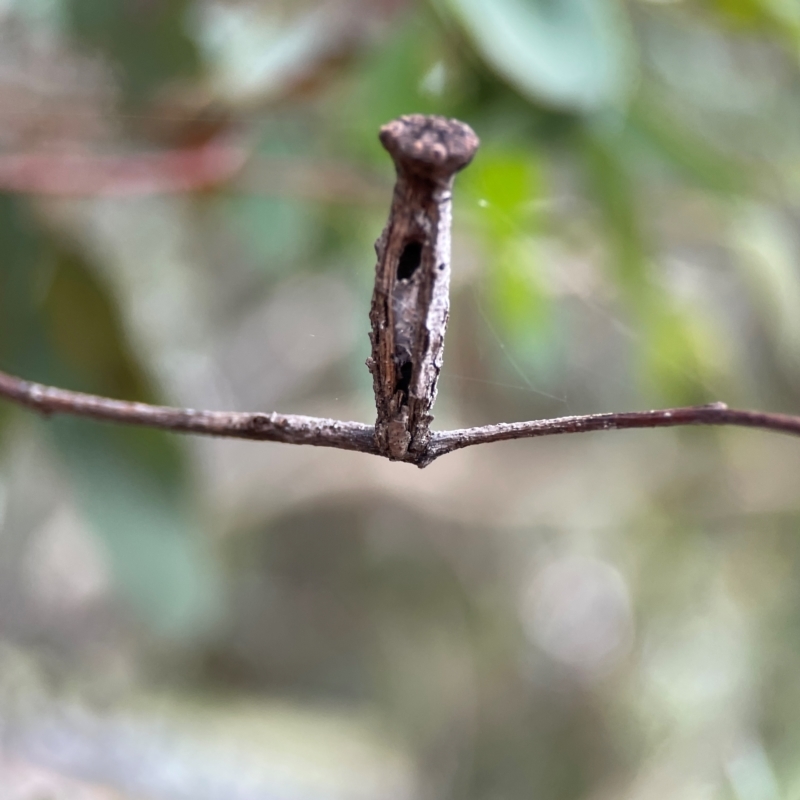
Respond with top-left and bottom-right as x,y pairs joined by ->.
397,361 -> 413,400
438,263 -> 445,271
397,241 -> 422,281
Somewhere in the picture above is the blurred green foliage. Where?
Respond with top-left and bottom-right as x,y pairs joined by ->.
438,0 -> 635,112
67,0 -> 201,102
2,0 -> 800,798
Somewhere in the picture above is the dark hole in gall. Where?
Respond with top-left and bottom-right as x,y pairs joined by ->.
396,361 -> 413,401
397,241 -> 423,281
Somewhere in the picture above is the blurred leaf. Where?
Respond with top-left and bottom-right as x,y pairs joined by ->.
66,0 -> 201,102
43,250 -> 151,400
757,0 -> 800,58
0,193 -> 50,481
640,299 -> 723,406
757,0 -> 800,30
50,418 -> 221,636
711,0 -> 800,60
0,196 -> 219,637
730,203 -> 800,374
629,97 -> 745,195
41,249 -> 185,486
221,122 -> 321,275
0,197 -> 53,378
461,149 -> 542,239
461,148 -> 555,367
714,0 -> 800,34
440,0 -> 636,112
712,0 -> 772,26
225,195 -> 317,275
489,237 -> 551,344
188,2 -> 337,105
580,129 -> 649,299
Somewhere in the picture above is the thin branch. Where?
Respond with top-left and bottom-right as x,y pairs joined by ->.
0,370 -> 379,456
424,403 -> 800,465
3,369 -> 800,468
3,115 -> 800,469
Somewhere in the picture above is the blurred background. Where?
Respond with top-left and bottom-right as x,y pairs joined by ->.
1,0 -> 800,797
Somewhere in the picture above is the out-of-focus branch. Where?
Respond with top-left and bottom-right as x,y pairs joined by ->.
3,369 -> 800,468
236,157 -> 389,205
0,143 -> 248,196
0,146 -> 388,203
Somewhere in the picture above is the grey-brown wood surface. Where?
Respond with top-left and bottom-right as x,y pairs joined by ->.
368,115 -> 479,460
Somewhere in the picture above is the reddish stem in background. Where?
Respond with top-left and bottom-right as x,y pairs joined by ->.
0,146 -> 388,203
0,142 -> 248,196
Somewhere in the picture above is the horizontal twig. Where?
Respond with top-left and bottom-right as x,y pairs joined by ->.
0,370 -> 379,455
424,403 -> 800,464
2,369 -> 800,467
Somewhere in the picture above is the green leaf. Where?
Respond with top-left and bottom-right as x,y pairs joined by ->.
441,0 -> 636,112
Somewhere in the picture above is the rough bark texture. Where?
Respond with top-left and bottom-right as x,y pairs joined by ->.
0,370 -> 378,454
423,403 -> 800,465
2,369 -> 800,466
367,115 -> 479,461
1,115 -> 800,466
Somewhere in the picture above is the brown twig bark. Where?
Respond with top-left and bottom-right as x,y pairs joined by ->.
423,403 -> 800,465
0,370 -> 378,455
1,114 -> 800,467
